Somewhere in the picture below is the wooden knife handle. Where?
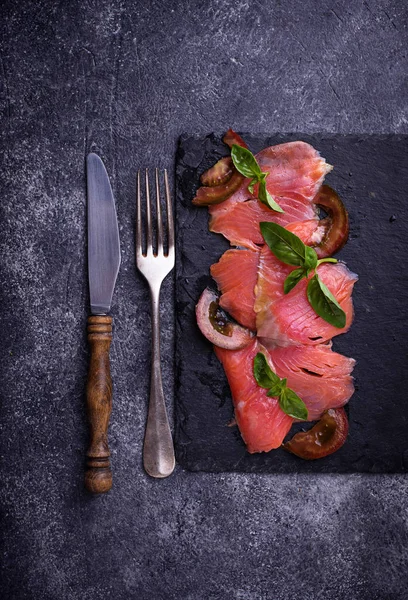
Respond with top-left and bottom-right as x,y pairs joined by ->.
85,315 -> 114,493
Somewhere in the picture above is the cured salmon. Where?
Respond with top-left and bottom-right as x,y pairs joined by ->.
255,247 -> 357,347
214,340 -> 293,453
269,344 -> 355,421
210,221 -> 328,332
209,141 -> 331,248
194,132 -> 357,457
215,339 -> 355,450
209,198 -> 320,250
210,248 -> 259,331
256,142 -> 332,199
249,220 -> 333,319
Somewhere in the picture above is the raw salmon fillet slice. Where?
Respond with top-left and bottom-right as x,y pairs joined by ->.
256,247 -> 357,347
209,141 -> 330,247
256,141 -> 332,199
210,248 -> 260,331
196,135 -> 357,455
209,221 -> 334,336
269,343 -> 356,421
215,339 -> 356,452
209,199 -> 321,250
214,340 -> 293,453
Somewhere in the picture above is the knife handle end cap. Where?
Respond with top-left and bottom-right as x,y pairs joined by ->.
85,461 -> 112,494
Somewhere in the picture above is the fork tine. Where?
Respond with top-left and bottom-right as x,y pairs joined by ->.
145,169 -> 152,253
136,170 -> 142,256
155,168 -> 164,255
164,169 -> 174,255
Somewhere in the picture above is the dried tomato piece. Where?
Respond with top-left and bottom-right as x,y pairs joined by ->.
313,185 -> 349,258
200,157 -> 234,187
283,407 -> 349,460
192,170 -> 244,206
223,128 -> 248,149
192,129 -> 248,206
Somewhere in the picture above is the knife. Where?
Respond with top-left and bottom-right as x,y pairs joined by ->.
85,153 -> 121,493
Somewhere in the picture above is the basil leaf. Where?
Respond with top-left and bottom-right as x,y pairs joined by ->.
253,352 -> 280,389
260,222 -> 308,266
254,354 -> 309,421
317,257 -> 338,266
247,178 -> 257,194
231,144 -> 262,179
258,180 -> 284,213
231,146 -> 284,213
304,246 -> 318,271
307,274 -> 346,328
284,267 -> 307,294
267,383 -> 284,397
279,387 -> 308,420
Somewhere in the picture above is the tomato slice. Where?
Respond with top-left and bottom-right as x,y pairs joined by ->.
283,407 -> 349,459
192,170 -> 244,206
200,157 -> 234,187
193,129 -> 248,206
223,128 -> 248,149
313,185 -> 349,258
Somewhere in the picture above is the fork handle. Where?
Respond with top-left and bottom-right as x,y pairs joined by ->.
85,315 -> 113,493
143,287 -> 175,478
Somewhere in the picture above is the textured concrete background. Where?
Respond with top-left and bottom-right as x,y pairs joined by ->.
1,1 -> 407,599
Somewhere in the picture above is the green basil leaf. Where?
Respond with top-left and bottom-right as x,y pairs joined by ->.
254,354 -> 308,420
283,267 -> 307,294
253,352 -> 280,389
257,180 -> 267,203
307,274 -> 346,328
231,144 -> 262,179
266,383 -> 284,397
247,178 -> 257,194
317,257 -> 338,266
304,246 -> 318,270
279,387 -> 308,420
258,181 -> 284,213
260,222 -> 308,266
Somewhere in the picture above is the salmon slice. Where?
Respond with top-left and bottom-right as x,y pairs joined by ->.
209,141 -> 330,247
209,198 -> 320,250
252,221 -> 328,317
256,247 -> 358,347
209,221 -> 328,333
210,248 -> 260,331
214,339 -> 293,453
269,343 -> 356,420
256,141 -> 332,199
286,219 -> 328,246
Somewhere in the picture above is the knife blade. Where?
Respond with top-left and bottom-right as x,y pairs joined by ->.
87,153 -> 121,315
85,153 -> 121,494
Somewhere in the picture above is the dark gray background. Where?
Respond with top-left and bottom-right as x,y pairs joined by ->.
1,1 -> 407,599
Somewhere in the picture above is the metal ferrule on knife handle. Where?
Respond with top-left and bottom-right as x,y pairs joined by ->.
85,315 -> 113,493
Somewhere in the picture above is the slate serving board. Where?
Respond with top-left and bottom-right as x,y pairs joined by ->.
174,133 -> 408,473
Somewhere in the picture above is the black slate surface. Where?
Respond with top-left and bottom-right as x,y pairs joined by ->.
175,133 -> 408,473
2,0 -> 408,599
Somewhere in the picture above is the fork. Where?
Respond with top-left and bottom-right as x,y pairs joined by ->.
136,168 -> 175,478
